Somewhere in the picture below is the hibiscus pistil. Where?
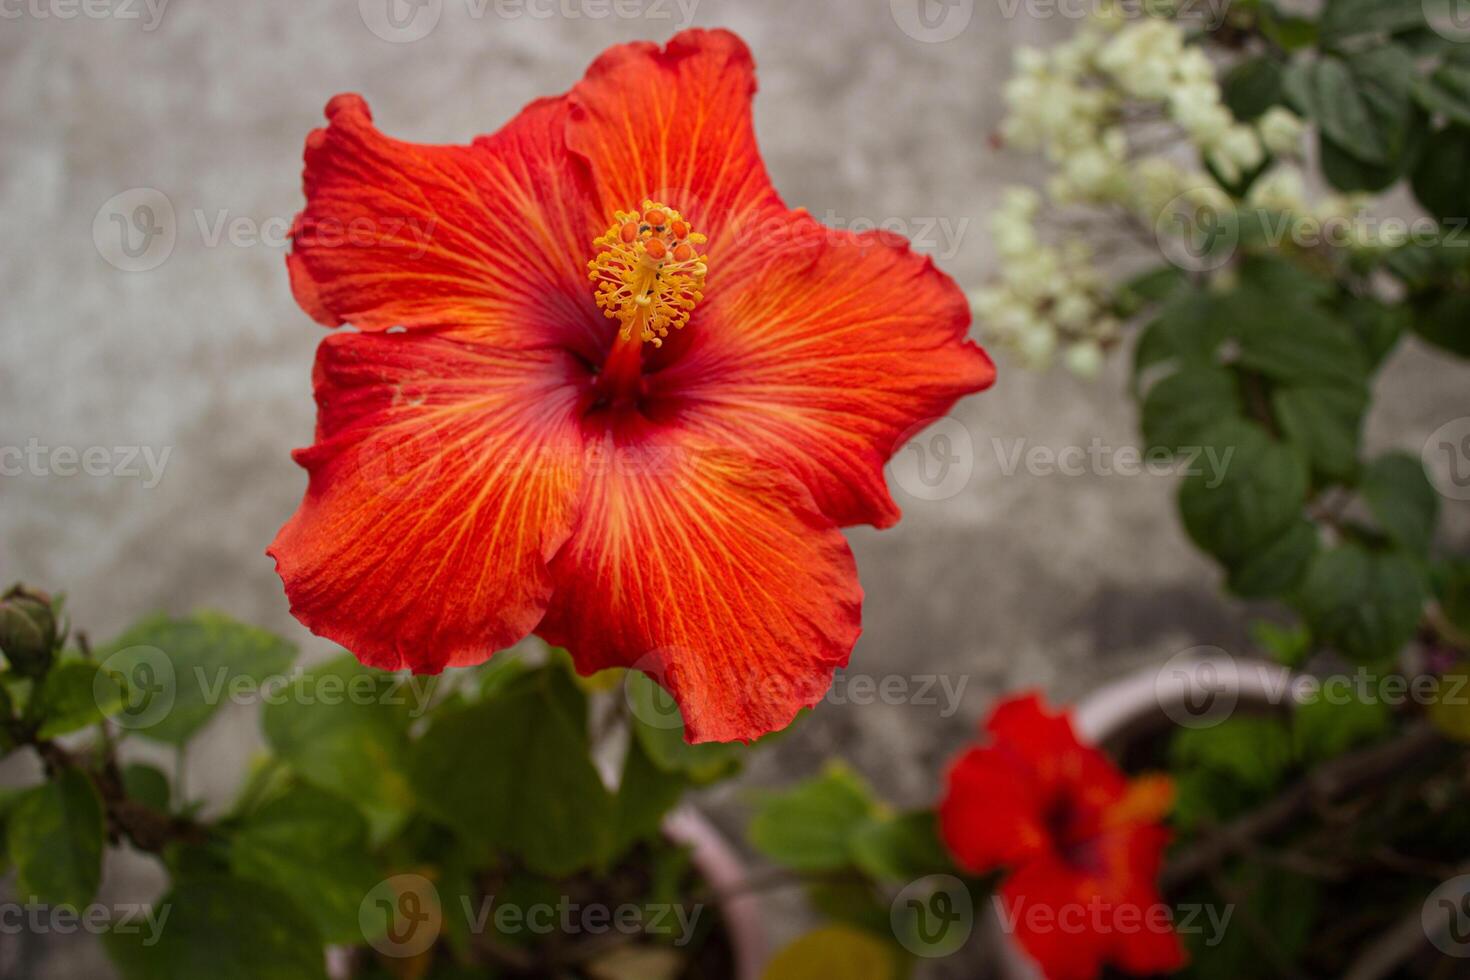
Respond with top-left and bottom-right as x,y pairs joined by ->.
588,200 -> 709,349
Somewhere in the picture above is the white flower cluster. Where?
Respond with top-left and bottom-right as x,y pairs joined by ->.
973,6 -> 1377,376
969,189 -> 1119,378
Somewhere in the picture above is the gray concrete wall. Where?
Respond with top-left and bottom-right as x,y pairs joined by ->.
2,1 -> 1466,975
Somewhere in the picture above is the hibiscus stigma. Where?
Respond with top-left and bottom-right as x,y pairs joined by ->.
588,201 -> 709,347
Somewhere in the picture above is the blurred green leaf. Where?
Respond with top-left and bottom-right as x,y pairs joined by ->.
1273,383 -> 1368,482
1294,544 -> 1426,663
1172,716 -> 1294,793
1413,125 -> 1470,223
37,661 -> 123,739
608,728 -> 688,863
850,810 -> 952,882
1414,62 -> 1470,128
626,671 -> 742,783
1361,452 -> 1439,552
1179,420 -> 1309,568
8,768 -> 104,910
101,612 -> 296,745
1319,0 -> 1429,40
105,876 -> 326,980
261,655 -> 415,842
1285,49 -> 1415,168
1292,695 -> 1391,764
410,667 -> 612,876
749,764 -> 877,872
1251,619 -> 1313,666
1142,367 -> 1243,456
1227,518 -> 1319,599
121,764 -> 171,813
1224,56 -> 1285,121
1411,289 -> 1470,358
1428,662 -> 1470,741
229,786 -> 380,944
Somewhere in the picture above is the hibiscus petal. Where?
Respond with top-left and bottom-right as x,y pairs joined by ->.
287,92 -> 603,352
938,745 -> 1052,873
565,29 -> 788,292
536,422 -> 862,744
986,692 -> 1128,815
998,862 -> 1112,980
659,213 -> 995,528
269,331 -> 587,672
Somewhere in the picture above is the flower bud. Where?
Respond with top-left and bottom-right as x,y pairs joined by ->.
0,586 -> 58,678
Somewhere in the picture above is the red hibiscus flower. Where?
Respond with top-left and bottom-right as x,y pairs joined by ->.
938,694 -> 1186,980
268,30 -> 994,744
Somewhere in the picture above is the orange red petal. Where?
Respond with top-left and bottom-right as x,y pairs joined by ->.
269,331 -> 587,672
536,420 -> 862,744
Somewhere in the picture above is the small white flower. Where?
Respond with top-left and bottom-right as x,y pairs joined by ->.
1064,340 -> 1105,379
1257,106 -> 1305,158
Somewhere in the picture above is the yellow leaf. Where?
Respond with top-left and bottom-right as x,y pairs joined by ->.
763,926 -> 897,980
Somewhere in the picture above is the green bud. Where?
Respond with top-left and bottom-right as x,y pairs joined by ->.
0,586 -> 58,678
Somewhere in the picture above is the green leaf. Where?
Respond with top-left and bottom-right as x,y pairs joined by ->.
99,612 -> 296,745
1179,420 -> 1310,567
1234,299 -> 1369,389
409,667 -> 613,876
1320,0 -> 1435,41
105,876 -> 327,980
1412,124 -> 1470,223
1142,367 -> 1243,456
1272,382 -> 1368,481
37,661 -> 123,739
1179,864 -> 1318,978
748,765 -> 877,872
8,768 -> 104,909
1133,287 -> 1229,385
850,811 -> 952,882
1428,662 -> 1470,741
1411,288 -> 1470,358
1251,619 -> 1313,666
1340,296 -> 1408,367
1286,49 -> 1416,167
1294,544 -> 1427,662
1172,716 -> 1294,793
626,671 -> 742,783
261,655 -> 415,841
1261,6 -> 1319,50
1361,452 -> 1439,552
1227,518 -> 1319,599
1224,56 -> 1285,121
608,730 -> 688,863
1414,62 -> 1470,128
120,764 -> 171,812
229,786 -> 380,944
1292,695 -> 1390,764
1438,560 -> 1470,635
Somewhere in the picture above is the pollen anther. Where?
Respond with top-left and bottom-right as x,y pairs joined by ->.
588,200 -> 709,347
